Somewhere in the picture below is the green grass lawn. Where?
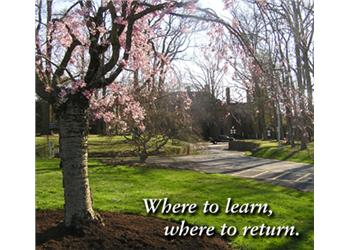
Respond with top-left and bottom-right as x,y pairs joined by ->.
36,158 -> 313,250
36,135 -> 192,158
243,140 -> 314,164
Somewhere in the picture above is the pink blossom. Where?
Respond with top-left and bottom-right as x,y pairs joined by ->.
88,82 -> 145,131
231,18 -> 239,29
223,0 -> 233,10
70,80 -> 87,94
96,26 -> 107,35
114,17 -> 127,26
119,59 -> 128,68
82,90 -> 93,100
138,123 -> 146,132
184,2 -> 197,12
59,89 -> 67,98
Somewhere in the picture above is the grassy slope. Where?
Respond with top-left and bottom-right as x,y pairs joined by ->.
244,140 -> 314,164
36,159 -> 313,250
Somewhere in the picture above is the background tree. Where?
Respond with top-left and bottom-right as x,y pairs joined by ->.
125,15 -> 195,162
204,0 -> 314,146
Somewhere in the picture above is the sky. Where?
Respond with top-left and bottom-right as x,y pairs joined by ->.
199,0 -> 229,19
174,0 -> 246,102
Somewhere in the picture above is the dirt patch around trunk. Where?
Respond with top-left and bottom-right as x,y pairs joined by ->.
36,210 -> 230,250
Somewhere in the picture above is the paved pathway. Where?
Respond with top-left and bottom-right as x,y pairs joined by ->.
148,143 -> 313,192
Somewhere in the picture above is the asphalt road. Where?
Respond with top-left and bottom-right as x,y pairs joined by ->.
148,143 -> 314,192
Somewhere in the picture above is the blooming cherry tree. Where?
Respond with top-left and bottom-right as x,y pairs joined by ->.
35,0 -> 197,227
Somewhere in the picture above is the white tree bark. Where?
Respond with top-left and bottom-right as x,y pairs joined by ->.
58,99 -> 98,227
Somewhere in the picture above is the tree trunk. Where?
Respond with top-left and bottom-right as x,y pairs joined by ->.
139,153 -> 148,163
285,107 -> 295,147
41,101 -> 50,135
139,144 -> 148,163
58,98 -> 100,227
292,0 -> 308,150
300,128 -> 308,150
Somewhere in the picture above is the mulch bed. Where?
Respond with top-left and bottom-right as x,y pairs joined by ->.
36,211 -> 230,250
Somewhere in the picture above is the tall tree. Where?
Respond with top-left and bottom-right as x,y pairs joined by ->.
35,0 -> 196,227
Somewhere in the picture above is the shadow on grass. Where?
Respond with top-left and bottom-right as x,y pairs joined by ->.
253,147 -> 300,162
36,168 -> 61,174
281,150 -> 299,162
89,150 -> 135,158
